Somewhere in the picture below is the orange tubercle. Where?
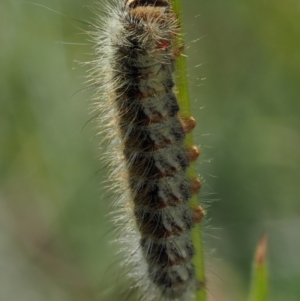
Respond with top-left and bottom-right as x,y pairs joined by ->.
181,116 -> 196,134
192,205 -> 205,224
186,145 -> 200,163
190,178 -> 201,194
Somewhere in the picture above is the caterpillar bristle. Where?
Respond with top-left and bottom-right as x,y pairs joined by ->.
190,178 -> 202,195
192,205 -> 205,224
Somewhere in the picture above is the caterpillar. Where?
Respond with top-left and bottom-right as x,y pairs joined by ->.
89,0 -> 203,300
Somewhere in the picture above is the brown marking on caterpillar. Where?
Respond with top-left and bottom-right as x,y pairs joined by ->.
181,116 -> 197,134
186,145 -> 200,163
190,178 -> 201,194
192,205 -> 205,224
138,88 -> 168,100
136,216 -> 187,239
157,39 -> 171,50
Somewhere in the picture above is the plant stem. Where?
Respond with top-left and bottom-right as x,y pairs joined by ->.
248,235 -> 269,301
170,1 -> 207,300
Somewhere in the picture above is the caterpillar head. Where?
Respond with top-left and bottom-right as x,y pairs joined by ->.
125,0 -> 170,20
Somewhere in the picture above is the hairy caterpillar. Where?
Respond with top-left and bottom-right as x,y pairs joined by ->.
89,0 -> 203,300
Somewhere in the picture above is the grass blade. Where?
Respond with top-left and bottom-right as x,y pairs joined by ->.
248,235 -> 269,301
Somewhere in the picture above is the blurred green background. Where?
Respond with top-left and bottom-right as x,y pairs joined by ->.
1,0 -> 299,300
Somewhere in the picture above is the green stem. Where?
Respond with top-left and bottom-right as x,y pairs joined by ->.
170,1 -> 207,300
248,235 -> 269,301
